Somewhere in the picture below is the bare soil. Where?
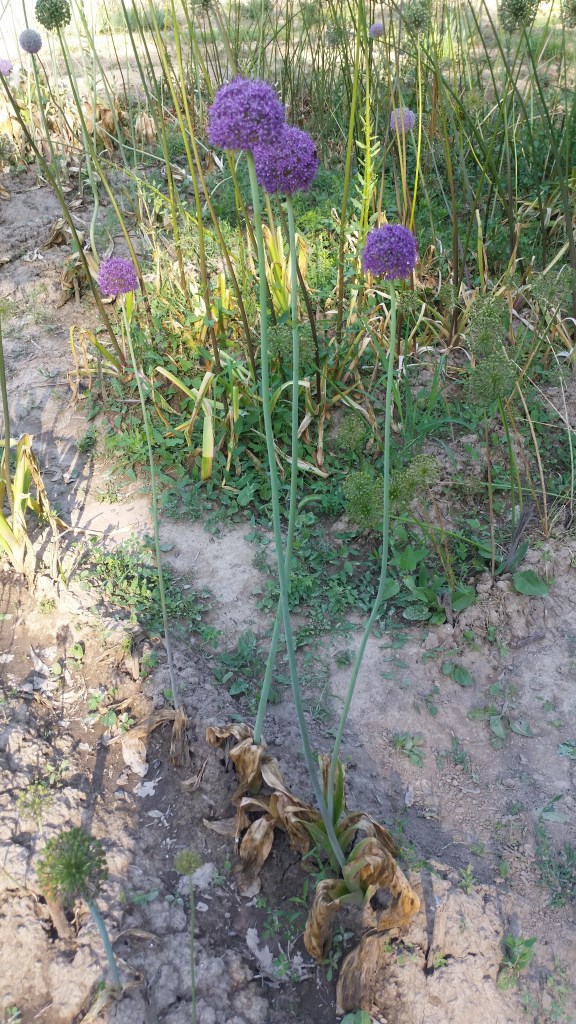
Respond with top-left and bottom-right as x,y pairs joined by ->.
1,170 -> 575,1024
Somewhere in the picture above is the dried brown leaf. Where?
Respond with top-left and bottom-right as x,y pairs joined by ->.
235,814 -> 277,897
169,706 -> 189,767
336,932 -> 394,1016
303,878 -> 347,960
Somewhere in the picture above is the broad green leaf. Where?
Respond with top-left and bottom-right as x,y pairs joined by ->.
489,716 -> 507,739
453,664 -> 474,687
402,605 -> 430,621
557,741 -> 576,760
512,570 -> 550,597
451,585 -> 476,612
382,578 -> 400,600
509,720 -> 534,737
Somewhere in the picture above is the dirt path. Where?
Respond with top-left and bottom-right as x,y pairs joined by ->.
1,171 -> 575,1024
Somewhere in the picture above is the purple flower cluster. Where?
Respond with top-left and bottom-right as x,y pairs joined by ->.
19,29 -> 43,54
362,225 -> 417,280
369,21 -> 384,37
253,125 -> 318,195
207,77 -> 285,151
389,107 -> 416,133
97,256 -> 139,297
0,58 -> 13,76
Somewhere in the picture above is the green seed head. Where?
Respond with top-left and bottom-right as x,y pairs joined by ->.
403,0 -> 432,34
343,470 -> 383,531
465,294 -> 508,357
336,414 -> 368,454
36,827 -> 108,906
268,323 -> 315,369
464,354 -> 518,407
498,0 -> 539,32
35,0 -> 71,30
531,266 -> 576,313
174,849 -> 202,875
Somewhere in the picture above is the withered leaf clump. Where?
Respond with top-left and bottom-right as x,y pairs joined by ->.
205,725 -> 420,942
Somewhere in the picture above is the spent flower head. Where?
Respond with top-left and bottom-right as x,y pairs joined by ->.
19,29 -> 43,54
175,849 -> 202,875
37,827 -> 108,906
369,21 -> 384,37
336,414 -> 367,454
268,322 -> 316,367
390,107 -> 416,133
498,0 -> 539,31
343,470 -> 383,532
0,58 -> 13,76
403,0 -> 432,33
465,294 -> 508,356
253,124 -> 318,194
97,256 -> 139,296
362,224 -> 417,280
35,0 -> 71,31
207,77 -> 285,151
464,354 -> 517,407
561,0 -> 576,26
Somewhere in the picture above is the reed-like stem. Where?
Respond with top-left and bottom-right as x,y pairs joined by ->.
253,195 -> 301,745
246,153 -> 343,867
328,283 -> 398,818
123,302 -> 181,710
87,900 -> 121,991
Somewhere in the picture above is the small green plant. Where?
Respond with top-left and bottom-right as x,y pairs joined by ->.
3,1008 -> 22,1023
38,597 -> 56,613
213,631 -> 275,710
42,759 -> 69,787
535,822 -> 576,908
36,828 -> 121,990
497,935 -> 536,990
431,952 -> 448,969
175,849 -> 201,1024
458,864 -> 476,894
17,781 -> 53,832
77,428 -> 97,455
392,732 -> 425,767
468,683 -> 533,747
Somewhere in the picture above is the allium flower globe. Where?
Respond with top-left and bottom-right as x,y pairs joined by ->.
369,21 -> 384,37
0,59 -> 13,76
35,0 -> 72,31
207,77 -> 285,151
362,225 -> 417,280
389,107 -> 416,133
19,29 -> 43,54
97,256 -> 139,297
253,125 -> 318,195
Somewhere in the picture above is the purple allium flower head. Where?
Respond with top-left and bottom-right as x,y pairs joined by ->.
97,256 -> 139,297
362,225 -> 418,280
19,29 -> 43,55
369,21 -> 384,37
207,77 -> 285,151
0,58 -> 13,76
253,125 -> 318,195
389,107 -> 417,133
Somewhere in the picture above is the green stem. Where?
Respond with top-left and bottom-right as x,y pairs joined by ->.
246,153 -> 343,869
328,283 -> 398,819
0,316 -> 11,503
87,900 -> 121,991
123,304 -> 181,710
253,195 -> 301,745
188,882 -> 196,1024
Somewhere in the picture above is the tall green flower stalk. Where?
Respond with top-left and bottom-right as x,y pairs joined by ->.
96,256 -> 182,710
253,193 -> 301,745
245,151 -> 343,867
328,223 -> 418,817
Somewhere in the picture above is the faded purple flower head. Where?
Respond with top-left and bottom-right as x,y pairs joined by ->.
389,107 -> 416,133
207,77 -> 285,151
362,225 -> 417,280
0,58 -> 13,76
253,125 -> 318,195
369,21 -> 384,37
97,256 -> 139,297
19,29 -> 43,55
